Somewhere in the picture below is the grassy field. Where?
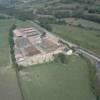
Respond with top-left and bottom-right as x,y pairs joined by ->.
51,24 -> 100,55
0,19 -> 34,100
0,19 -> 33,66
20,55 -> 94,100
0,67 -> 22,100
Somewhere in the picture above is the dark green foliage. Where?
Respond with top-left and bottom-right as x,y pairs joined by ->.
17,65 -> 25,71
60,0 -> 74,3
60,0 -> 95,4
17,10 -> 35,21
36,8 -> 53,15
38,16 -> 66,25
0,15 -> 10,19
8,24 -> 16,48
3,8 -> 35,21
56,19 -> 66,24
54,53 -> 68,64
88,9 -> 96,13
41,32 -> 46,38
54,11 -> 71,18
38,16 -> 56,24
8,24 -> 19,70
58,53 -> 66,63
39,21 -> 52,31
96,96 -> 100,100
79,14 -> 100,24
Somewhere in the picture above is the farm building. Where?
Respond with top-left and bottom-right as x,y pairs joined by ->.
15,37 -> 31,48
13,27 -> 40,37
14,47 -> 24,62
13,27 -> 67,66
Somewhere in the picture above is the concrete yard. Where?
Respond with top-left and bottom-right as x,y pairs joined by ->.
14,27 -> 66,66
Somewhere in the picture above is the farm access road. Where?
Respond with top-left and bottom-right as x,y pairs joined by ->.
29,21 -> 100,62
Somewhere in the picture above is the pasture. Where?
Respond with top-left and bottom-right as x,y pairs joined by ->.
20,55 -> 94,100
51,24 -> 100,55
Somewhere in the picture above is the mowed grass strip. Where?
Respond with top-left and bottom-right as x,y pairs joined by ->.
0,19 -> 33,66
51,24 -> 100,55
20,55 -> 94,100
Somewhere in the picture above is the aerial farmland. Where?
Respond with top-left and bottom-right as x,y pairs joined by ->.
0,0 -> 100,99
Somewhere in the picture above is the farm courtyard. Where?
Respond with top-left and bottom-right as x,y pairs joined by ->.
19,55 -> 94,100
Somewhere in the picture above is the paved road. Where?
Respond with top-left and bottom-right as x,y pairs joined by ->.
77,48 -> 100,61
30,21 -> 100,62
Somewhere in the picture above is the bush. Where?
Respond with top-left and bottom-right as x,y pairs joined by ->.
56,19 -> 66,24
54,53 -> 68,64
88,9 -> 96,13
80,14 -> 100,24
8,24 -> 19,70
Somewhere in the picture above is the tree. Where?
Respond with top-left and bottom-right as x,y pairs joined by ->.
39,21 -> 52,31
58,53 -> 67,64
8,24 -> 17,68
41,32 -> 46,38
8,24 -> 16,47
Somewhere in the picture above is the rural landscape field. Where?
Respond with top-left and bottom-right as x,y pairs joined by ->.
0,19 -> 33,100
51,22 -> 100,55
20,55 -> 94,100
0,0 -> 100,100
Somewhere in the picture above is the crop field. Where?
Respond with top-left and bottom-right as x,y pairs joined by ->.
0,19 -> 33,66
66,18 -> 100,30
51,24 -> 100,55
20,55 -> 94,100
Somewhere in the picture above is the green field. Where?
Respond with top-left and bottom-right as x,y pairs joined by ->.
0,19 -> 33,66
0,19 -> 34,100
51,24 -> 100,55
20,55 -> 94,100
66,18 -> 100,30
0,67 -> 22,100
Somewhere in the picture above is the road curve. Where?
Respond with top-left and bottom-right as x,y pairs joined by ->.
29,21 -> 100,62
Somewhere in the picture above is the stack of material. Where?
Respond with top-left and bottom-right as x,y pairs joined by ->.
23,46 -> 41,56
39,38 -> 59,53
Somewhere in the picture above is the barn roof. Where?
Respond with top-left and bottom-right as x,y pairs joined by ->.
13,27 -> 38,37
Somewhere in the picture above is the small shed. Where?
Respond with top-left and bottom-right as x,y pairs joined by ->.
63,48 -> 73,55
